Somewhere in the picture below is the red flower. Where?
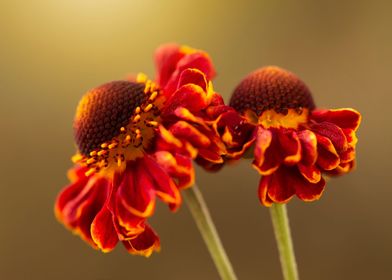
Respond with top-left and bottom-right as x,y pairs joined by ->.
55,44 -> 229,256
228,66 -> 361,206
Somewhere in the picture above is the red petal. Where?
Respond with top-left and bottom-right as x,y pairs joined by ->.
177,68 -> 208,92
311,122 -> 348,152
295,176 -> 326,202
154,43 -> 184,89
123,225 -> 161,257
116,163 -> 156,218
316,134 -> 340,170
169,121 -> 211,148
143,155 -> 181,211
278,129 -> 301,165
297,130 -> 317,165
298,163 -> 321,183
91,207 -> 118,252
254,129 -> 281,175
153,151 -> 195,189
311,109 -> 361,131
253,126 -> 272,168
267,168 -> 296,204
258,176 -> 273,207
163,84 -> 208,117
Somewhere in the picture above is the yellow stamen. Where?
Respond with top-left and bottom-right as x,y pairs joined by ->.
86,158 -> 96,164
144,104 -> 153,112
133,114 -> 141,123
147,121 -> 158,127
85,168 -> 95,177
97,150 -> 107,156
149,91 -> 158,101
135,106 -> 141,114
108,143 -> 118,149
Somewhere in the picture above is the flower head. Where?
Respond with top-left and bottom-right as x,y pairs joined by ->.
55,44 -> 229,256
228,66 -> 361,206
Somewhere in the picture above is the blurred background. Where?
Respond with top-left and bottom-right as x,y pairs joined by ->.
0,0 -> 391,279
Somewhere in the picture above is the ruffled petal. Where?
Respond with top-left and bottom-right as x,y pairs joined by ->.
294,175 -> 326,202
311,121 -> 348,152
315,134 -> 340,170
298,164 -> 322,183
311,108 -> 361,131
163,84 -> 208,117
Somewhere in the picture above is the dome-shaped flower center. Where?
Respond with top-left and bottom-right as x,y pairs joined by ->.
74,81 -> 147,155
229,66 -> 315,116
73,79 -> 162,177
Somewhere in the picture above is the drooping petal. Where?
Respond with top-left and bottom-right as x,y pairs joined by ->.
253,129 -> 281,175
298,163 -> 322,183
294,175 -> 326,202
154,151 -> 195,189
123,225 -> 161,257
91,207 -> 118,252
266,167 -> 296,204
252,126 -> 272,168
297,130 -> 318,165
278,129 -> 301,165
116,163 -> 156,218
143,155 -> 181,211
257,175 -> 273,207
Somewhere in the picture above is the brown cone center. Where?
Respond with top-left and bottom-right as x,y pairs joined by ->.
229,66 -> 315,116
73,81 -> 147,155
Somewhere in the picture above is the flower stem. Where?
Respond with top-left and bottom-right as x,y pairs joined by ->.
183,184 -> 238,280
269,203 -> 299,280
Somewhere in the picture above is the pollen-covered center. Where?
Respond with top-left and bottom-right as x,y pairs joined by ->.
229,66 -> 315,116
73,79 -> 162,177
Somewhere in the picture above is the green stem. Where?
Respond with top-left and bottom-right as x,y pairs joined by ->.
269,203 -> 299,280
183,184 -> 238,280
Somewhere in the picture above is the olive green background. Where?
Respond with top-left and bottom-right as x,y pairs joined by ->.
0,0 -> 390,279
